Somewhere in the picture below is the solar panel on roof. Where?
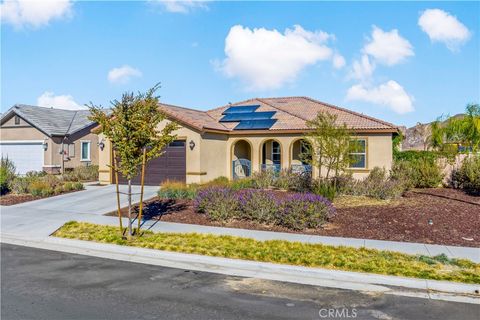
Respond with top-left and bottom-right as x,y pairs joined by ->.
234,119 -> 277,130
220,111 -> 275,122
222,105 -> 260,114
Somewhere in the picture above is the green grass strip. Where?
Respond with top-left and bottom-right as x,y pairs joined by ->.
55,221 -> 480,284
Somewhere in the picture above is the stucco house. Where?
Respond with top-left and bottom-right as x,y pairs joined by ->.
98,97 -> 398,186
0,105 -> 99,174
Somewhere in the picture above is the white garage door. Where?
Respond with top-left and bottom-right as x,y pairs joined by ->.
0,141 -> 44,174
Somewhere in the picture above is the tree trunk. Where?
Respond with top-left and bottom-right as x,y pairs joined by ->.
112,149 -> 123,236
137,148 -> 147,233
127,179 -> 132,239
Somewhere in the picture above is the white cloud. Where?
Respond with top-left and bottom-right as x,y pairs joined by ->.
363,26 -> 414,66
107,65 -> 142,84
332,53 -> 346,69
216,25 -> 336,91
0,0 -> 72,29
346,80 -> 414,114
150,0 -> 208,14
350,54 -> 376,81
37,91 -> 86,110
418,9 -> 471,51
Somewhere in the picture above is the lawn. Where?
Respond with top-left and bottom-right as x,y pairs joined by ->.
55,221 -> 480,284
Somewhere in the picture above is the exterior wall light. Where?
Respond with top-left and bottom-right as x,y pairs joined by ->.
43,142 -> 48,151
189,140 -> 195,150
98,141 -> 105,151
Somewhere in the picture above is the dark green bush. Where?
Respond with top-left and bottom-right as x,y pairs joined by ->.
0,158 -> 16,195
450,155 -> 480,195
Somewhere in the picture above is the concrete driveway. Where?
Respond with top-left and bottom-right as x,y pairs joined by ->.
8,183 -> 159,215
0,184 -> 158,238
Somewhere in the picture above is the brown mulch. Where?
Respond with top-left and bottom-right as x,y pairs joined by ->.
105,188 -> 480,248
0,194 -> 41,206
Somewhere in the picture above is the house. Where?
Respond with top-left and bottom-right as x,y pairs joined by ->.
97,97 -> 398,186
0,105 -> 99,174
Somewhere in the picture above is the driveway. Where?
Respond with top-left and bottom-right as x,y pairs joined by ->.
0,184 -> 158,238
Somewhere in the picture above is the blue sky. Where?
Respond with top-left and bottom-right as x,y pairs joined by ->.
1,1 -> 479,127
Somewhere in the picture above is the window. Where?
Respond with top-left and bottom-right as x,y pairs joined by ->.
68,144 -> 75,157
14,115 -> 20,125
169,140 -> 185,147
81,141 -> 91,161
349,139 -> 367,169
272,141 -> 281,164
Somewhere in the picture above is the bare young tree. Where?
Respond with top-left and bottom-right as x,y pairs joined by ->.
89,84 -> 177,238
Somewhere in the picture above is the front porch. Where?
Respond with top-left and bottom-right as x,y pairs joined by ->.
231,137 -> 312,179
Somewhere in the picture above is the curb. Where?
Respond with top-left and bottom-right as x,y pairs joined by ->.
1,233 -> 478,304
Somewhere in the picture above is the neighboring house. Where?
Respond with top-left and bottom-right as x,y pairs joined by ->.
0,105 -> 99,174
98,97 -> 398,186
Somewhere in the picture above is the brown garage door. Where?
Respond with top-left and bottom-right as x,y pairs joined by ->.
114,140 -> 186,186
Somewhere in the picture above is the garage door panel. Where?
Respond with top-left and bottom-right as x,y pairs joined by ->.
0,142 -> 44,174
115,140 -> 186,186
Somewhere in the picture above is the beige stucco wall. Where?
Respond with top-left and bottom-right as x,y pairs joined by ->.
96,117 -> 394,184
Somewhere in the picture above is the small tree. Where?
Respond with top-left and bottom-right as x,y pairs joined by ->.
89,84 -> 177,238
302,112 -> 353,183
445,103 -> 480,152
428,117 -> 445,151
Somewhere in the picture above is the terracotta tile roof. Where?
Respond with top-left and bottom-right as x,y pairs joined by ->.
159,97 -> 398,133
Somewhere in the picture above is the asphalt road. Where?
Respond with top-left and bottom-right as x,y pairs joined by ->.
1,244 -> 479,320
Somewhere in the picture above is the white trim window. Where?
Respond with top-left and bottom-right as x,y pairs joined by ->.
349,139 -> 367,169
80,141 -> 91,161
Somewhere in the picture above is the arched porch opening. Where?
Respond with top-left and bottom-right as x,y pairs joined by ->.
231,139 -> 252,179
290,139 -> 312,174
260,139 -> 282,173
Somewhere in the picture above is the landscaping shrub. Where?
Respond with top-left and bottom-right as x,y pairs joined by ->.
337,168 -> 405,200
10,171 -> 46,194
63,165 -> 99,182
194,187 -> 239,221
251,170 -> 276,189
276,193 -> 335,230
0,158 -> 16,195
230,177 -> 257,190
236,189 -> 278,223
203,176 -> 230,187
194,187 -> 334,230
311,178 -> 337,201
63,181 -> 85,192
273,169 -> 311,192
390,160 -> 416,190
158,181 -> 198,199
411,158 -> 444,188
450,155 -> 480,195
29,180 -> 54,197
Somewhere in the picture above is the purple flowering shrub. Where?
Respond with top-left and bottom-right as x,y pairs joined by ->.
276,193 -> 335,230
236,189 -> 279,223
193,187 -> 239,221
194,186 -> 335,230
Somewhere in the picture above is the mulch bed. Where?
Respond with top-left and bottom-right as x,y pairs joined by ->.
0,194 -> 41,206
105,188 -> 480,248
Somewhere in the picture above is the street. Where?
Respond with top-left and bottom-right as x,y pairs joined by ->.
1,243 -> 479,320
